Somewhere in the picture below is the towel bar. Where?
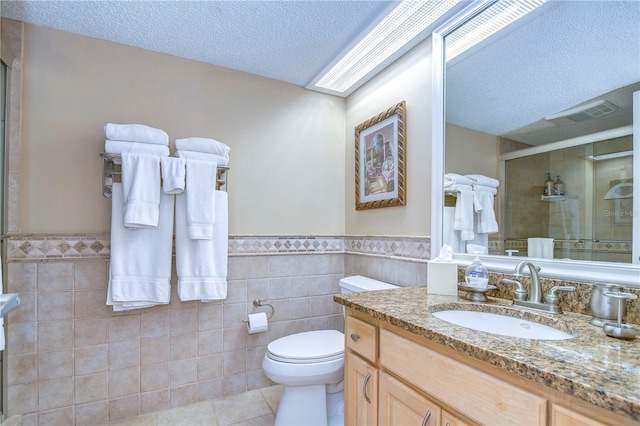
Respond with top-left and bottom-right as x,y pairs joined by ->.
100,153 -> 229,198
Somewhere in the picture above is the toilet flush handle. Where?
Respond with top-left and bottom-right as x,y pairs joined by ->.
350,333 -> 360,341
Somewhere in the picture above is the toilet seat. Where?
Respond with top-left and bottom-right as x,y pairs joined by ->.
267,330 -> 344,364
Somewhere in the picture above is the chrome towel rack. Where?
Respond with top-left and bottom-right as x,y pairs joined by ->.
100,153 -> 229,198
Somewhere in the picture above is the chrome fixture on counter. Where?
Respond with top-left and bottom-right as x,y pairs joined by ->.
501,261 -> 575,314
589,283 -> 626,326
602,291 -> 637,339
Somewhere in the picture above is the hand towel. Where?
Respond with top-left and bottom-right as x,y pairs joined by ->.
444,173 -> 474,188
475,191 -> 499,234
453,189 -> 475,241
105,140 -> 170,157
465,174 -> 500,188
528,238 -> 554,259
105,123 -> 169,145
160,157 -> 186,194
471,186 -> 497,213
184,158 -> 218,240
107,183 -> 174,311
176,190 -> 228,302
175,150 -> 229,166
175,137 -> 230,160
121,153 -> 161,229
442,206 -> 464,253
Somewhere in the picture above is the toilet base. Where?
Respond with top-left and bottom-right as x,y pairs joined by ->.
274,384 -> 344,426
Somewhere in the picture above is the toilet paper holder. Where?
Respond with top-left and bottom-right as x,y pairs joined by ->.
242,299 -> 274,323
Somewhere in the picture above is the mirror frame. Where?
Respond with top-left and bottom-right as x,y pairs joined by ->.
430,1 -> 640,287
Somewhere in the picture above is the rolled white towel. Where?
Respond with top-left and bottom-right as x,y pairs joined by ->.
105,140 -> 170,157
444,184 -> 473,194
444,173 -> 474,187
465,174 -> 499,188
176,150 -> 229,166
104,123 -> 169,145
472,184 -> 497,195
175,137 -> 230,159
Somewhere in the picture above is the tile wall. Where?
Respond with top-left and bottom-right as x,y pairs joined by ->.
3,234 -> 429,425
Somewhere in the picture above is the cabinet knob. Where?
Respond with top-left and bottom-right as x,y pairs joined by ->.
350,333 -> 360,341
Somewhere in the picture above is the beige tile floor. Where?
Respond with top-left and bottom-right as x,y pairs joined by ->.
108,385 -> 283,426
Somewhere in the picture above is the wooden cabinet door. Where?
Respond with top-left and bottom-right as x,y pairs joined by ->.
551,404 -> 610,426
345,350 -> 378,426
442,409 -> 474,426
379,371 -> 441,426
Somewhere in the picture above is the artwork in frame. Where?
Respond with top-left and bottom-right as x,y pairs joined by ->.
355,100 -> 406,210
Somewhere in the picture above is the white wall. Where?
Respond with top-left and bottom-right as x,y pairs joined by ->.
19,24 -> 346,235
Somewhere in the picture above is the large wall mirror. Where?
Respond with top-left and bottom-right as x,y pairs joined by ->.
431,0 -> 640,286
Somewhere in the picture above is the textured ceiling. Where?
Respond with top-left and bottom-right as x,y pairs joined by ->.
446,1 -> 640,145
2,1 -> 639,145
0,0 -> 395,87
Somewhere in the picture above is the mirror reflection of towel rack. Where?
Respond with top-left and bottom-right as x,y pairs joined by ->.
100,153 -> 229,198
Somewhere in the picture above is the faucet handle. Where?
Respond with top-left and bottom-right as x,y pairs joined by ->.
501,278 -> 528,301
545,286 -> 576,306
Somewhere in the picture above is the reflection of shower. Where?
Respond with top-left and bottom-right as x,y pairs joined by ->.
604,182 -> 633,200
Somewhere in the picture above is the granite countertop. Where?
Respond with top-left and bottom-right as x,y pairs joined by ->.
334,286 -> 640,421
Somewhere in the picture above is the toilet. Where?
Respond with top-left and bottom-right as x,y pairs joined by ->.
262,275 -> 399,426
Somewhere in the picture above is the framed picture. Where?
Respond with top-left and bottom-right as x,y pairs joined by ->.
355,100 -> 406,210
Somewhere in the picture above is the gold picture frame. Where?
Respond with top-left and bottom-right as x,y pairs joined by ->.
355,101 -> 406,210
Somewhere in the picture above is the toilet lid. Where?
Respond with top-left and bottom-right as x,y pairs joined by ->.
267,330 -> 344,364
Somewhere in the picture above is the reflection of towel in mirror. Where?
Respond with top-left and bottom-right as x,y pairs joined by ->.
528,238 -> 554,259
443,207 -> 464,253
474,190 -> 498,234
552,198 -> 580,240
453,189 -> 475,241
444,173 -> 474,188
466,174 -> 499,187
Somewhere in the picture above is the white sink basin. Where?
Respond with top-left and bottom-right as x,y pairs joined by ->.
432,310 -> 574,340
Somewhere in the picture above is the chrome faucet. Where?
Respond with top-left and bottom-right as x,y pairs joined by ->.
514,261 -> 542,303
501,261 -> 575,314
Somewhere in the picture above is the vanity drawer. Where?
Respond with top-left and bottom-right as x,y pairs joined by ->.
379,329 -> 547,426
345,315 -> 377,362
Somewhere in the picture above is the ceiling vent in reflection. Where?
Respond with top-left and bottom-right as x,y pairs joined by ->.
544,100 -> 618,126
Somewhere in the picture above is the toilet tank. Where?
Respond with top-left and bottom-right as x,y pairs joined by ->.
339,275 -> 399,294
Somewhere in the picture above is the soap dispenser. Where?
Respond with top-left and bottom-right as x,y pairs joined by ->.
544,173 -> 554,196
554,175 -> 565,196
465,253 -> 489,288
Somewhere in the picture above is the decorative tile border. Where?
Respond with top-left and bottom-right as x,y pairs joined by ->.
5,234 -> 430,261
344,235 -> 430,260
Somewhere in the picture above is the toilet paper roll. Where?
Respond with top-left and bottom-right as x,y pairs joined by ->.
246,312 -> 269,334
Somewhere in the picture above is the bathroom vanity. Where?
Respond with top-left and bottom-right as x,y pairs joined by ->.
334,286 -> 640,426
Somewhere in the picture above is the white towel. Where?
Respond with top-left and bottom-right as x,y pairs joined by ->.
104,123 -> 169,145
528,238 -> 554,259
105,140 -> 170,157
160,157 -> 186,195
121,153 -> 161,229
443,206 -> 464,253
444,173 -> 474,188
475,191 -> 499,234
444,183 -> 473,194
107,183 -> 174,311
176,190 -> 228,302
175,137 -> 230,159
184,158 -> 219,240
472,184 -> 497,195
176,150 -> 229,166
453,189 -> 475,241
466,174 -> 499,188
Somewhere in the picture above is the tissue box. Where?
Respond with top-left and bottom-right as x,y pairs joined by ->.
427,260 -> 458,296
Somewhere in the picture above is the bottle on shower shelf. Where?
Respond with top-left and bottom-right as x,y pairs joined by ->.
544,173 -> 554,196
554,175 -> 565,196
